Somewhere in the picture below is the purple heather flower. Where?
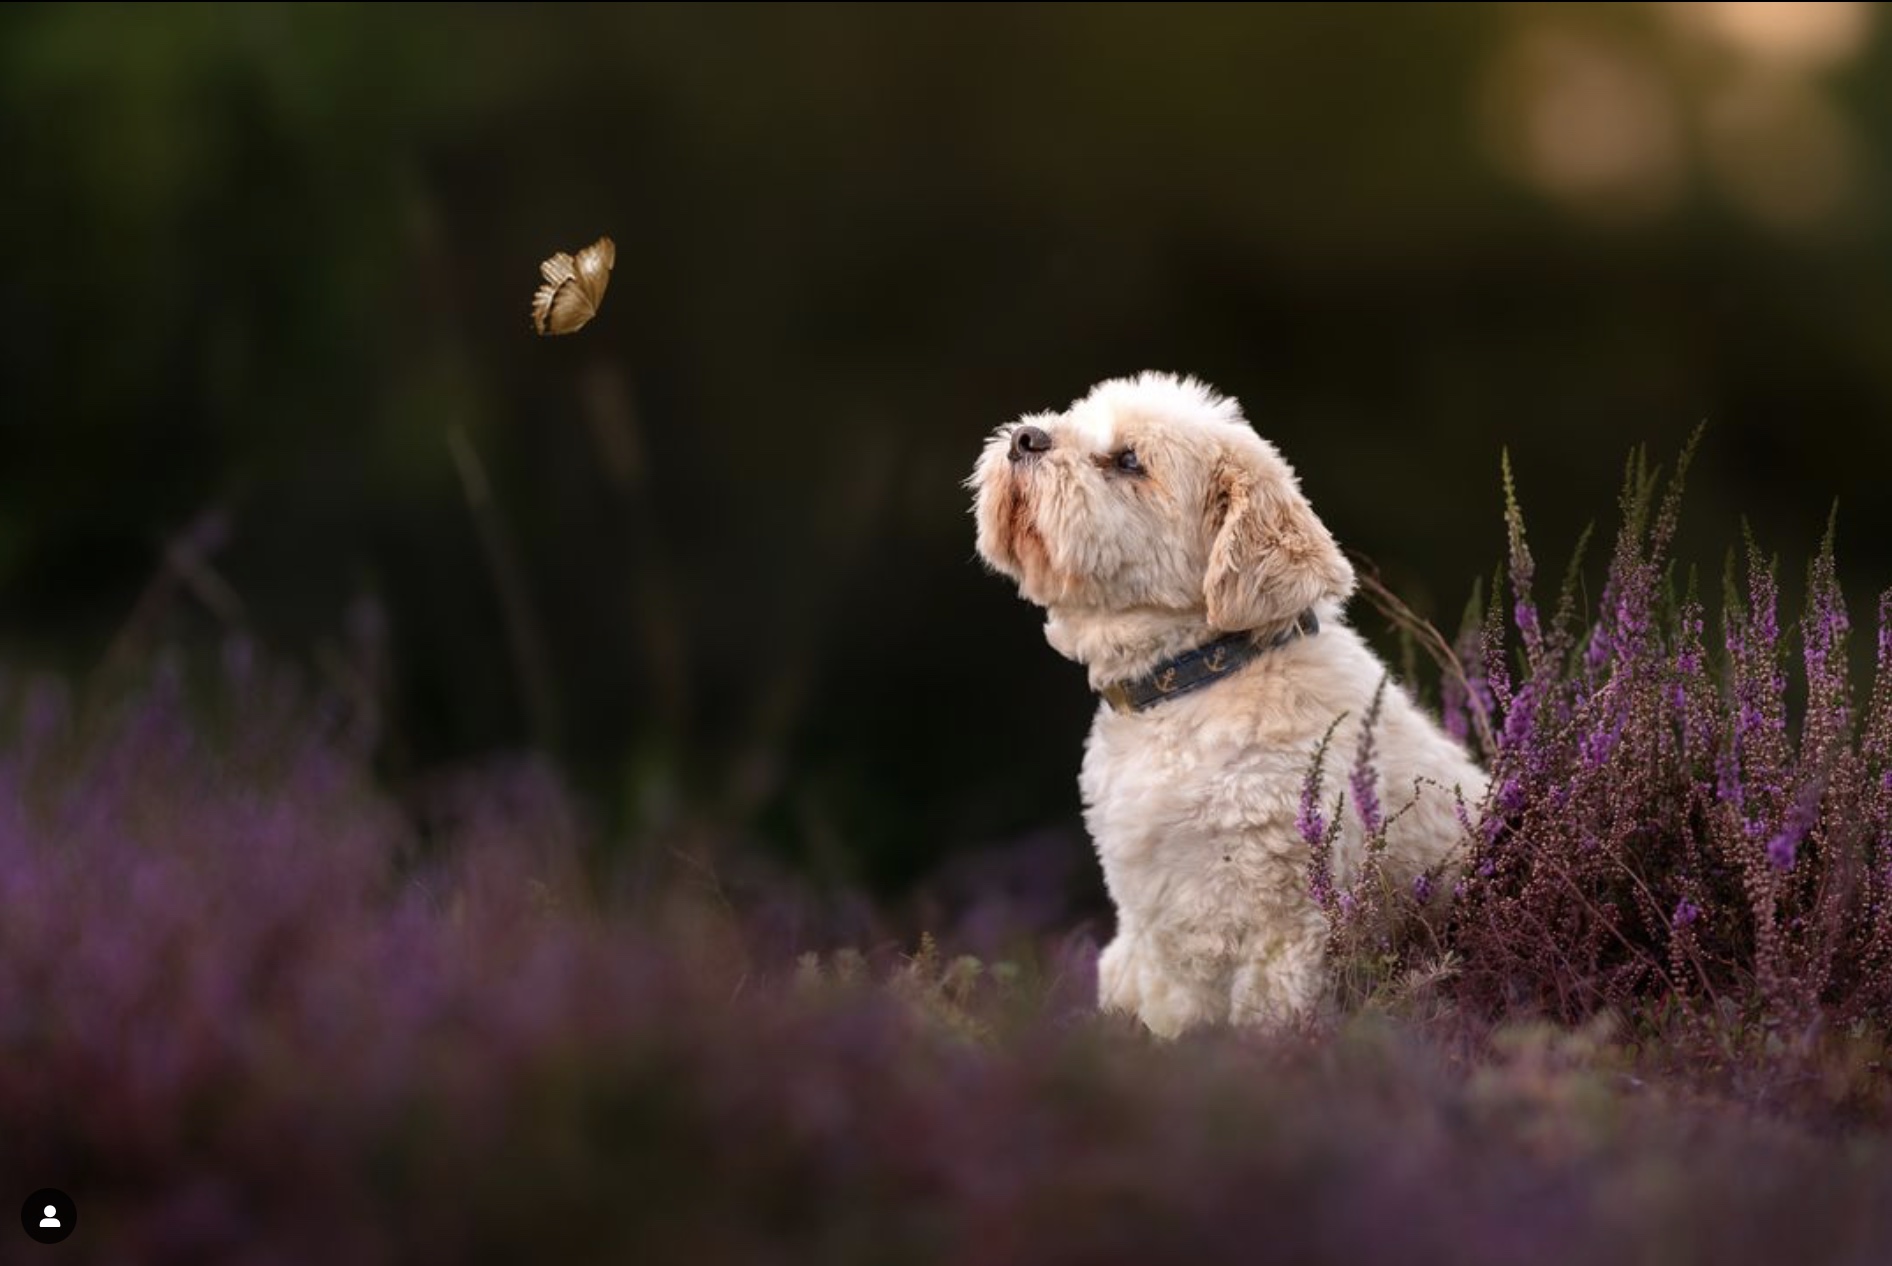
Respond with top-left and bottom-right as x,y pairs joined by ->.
1499,680 -> 1538,753
1755,821 -> 1801,870
1296,785 -> 1326,850
1749,556 -> 1781,647
1672,898 -> 1700,929
1802,545 -> 1854,757
1738,701 -> 1765,740
1484,620 -> 1514,714
1580,710 -> 1626,769
1766,781 -> 1824,871
1299,727 -> 1345,907
1350,683 -> 1388,836
1412,873 -> 1434,905
1585,624 -> 1612,674
1716,752 -> 1744,813
1454,796 -> 1477,839
1808,612 -> 1848,670
1613,591 -> 1649,658
1350,761 -> 1382,837
1514,598 -> 1541,652
1503,453 -> 1543,669
1676,648 -> 1702,680
1673,649 -> 1703,701
1767,829 -> 1800,870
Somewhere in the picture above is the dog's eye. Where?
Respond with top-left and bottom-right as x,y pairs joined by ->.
1115,449 -> 1143,474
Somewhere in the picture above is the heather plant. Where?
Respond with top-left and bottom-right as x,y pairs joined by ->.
1434,436 -> 1892,1057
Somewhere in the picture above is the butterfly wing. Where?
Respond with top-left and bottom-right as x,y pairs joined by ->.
542,282 -> 597,335
531,252 -> 586,335
531,238 -> 613,336
573,236 -> 616,308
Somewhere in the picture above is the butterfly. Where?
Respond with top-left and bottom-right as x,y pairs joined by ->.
530,235 -> 616,336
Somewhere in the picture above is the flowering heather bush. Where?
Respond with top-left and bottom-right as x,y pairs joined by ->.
1444,438 -> 1892,1045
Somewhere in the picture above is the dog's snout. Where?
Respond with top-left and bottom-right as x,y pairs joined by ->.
1010,425 -> 1052,462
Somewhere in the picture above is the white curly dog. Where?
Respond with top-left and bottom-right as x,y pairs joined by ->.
970,373 -> 1487,1035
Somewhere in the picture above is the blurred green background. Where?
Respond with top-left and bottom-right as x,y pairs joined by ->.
4,3 -> 1890,888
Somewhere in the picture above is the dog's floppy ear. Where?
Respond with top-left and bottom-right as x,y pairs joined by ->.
1203,453 -> 1355,632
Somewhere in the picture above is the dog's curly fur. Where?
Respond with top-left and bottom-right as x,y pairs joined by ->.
970,373 -> 1488,1035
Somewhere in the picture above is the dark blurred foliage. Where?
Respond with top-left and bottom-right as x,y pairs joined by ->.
5,3 -> 1892,886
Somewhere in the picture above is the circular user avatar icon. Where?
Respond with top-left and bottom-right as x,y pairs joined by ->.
21,1190 -> 75,1245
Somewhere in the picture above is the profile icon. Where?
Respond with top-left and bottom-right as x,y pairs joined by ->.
21,1189 -> 75,1244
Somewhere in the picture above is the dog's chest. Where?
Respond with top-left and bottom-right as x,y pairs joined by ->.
1078,703 -> 1307,913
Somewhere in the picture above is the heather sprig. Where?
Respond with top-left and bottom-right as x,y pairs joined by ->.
1301,712 -> 1349,911
1350,678 -> 1391,838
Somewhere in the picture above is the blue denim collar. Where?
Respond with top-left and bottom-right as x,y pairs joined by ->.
1099,609 -> 1320,714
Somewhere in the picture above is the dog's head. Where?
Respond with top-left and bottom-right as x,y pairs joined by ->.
969,373 -> 1355,631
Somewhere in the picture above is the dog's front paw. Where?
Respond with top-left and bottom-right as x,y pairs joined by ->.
1099,934 -> 1223,1037
1097,935 -> 1142,1016
1229,934 -> 1328,1027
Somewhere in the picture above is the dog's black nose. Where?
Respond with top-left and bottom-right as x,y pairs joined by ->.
1010,425 -> 1051,461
